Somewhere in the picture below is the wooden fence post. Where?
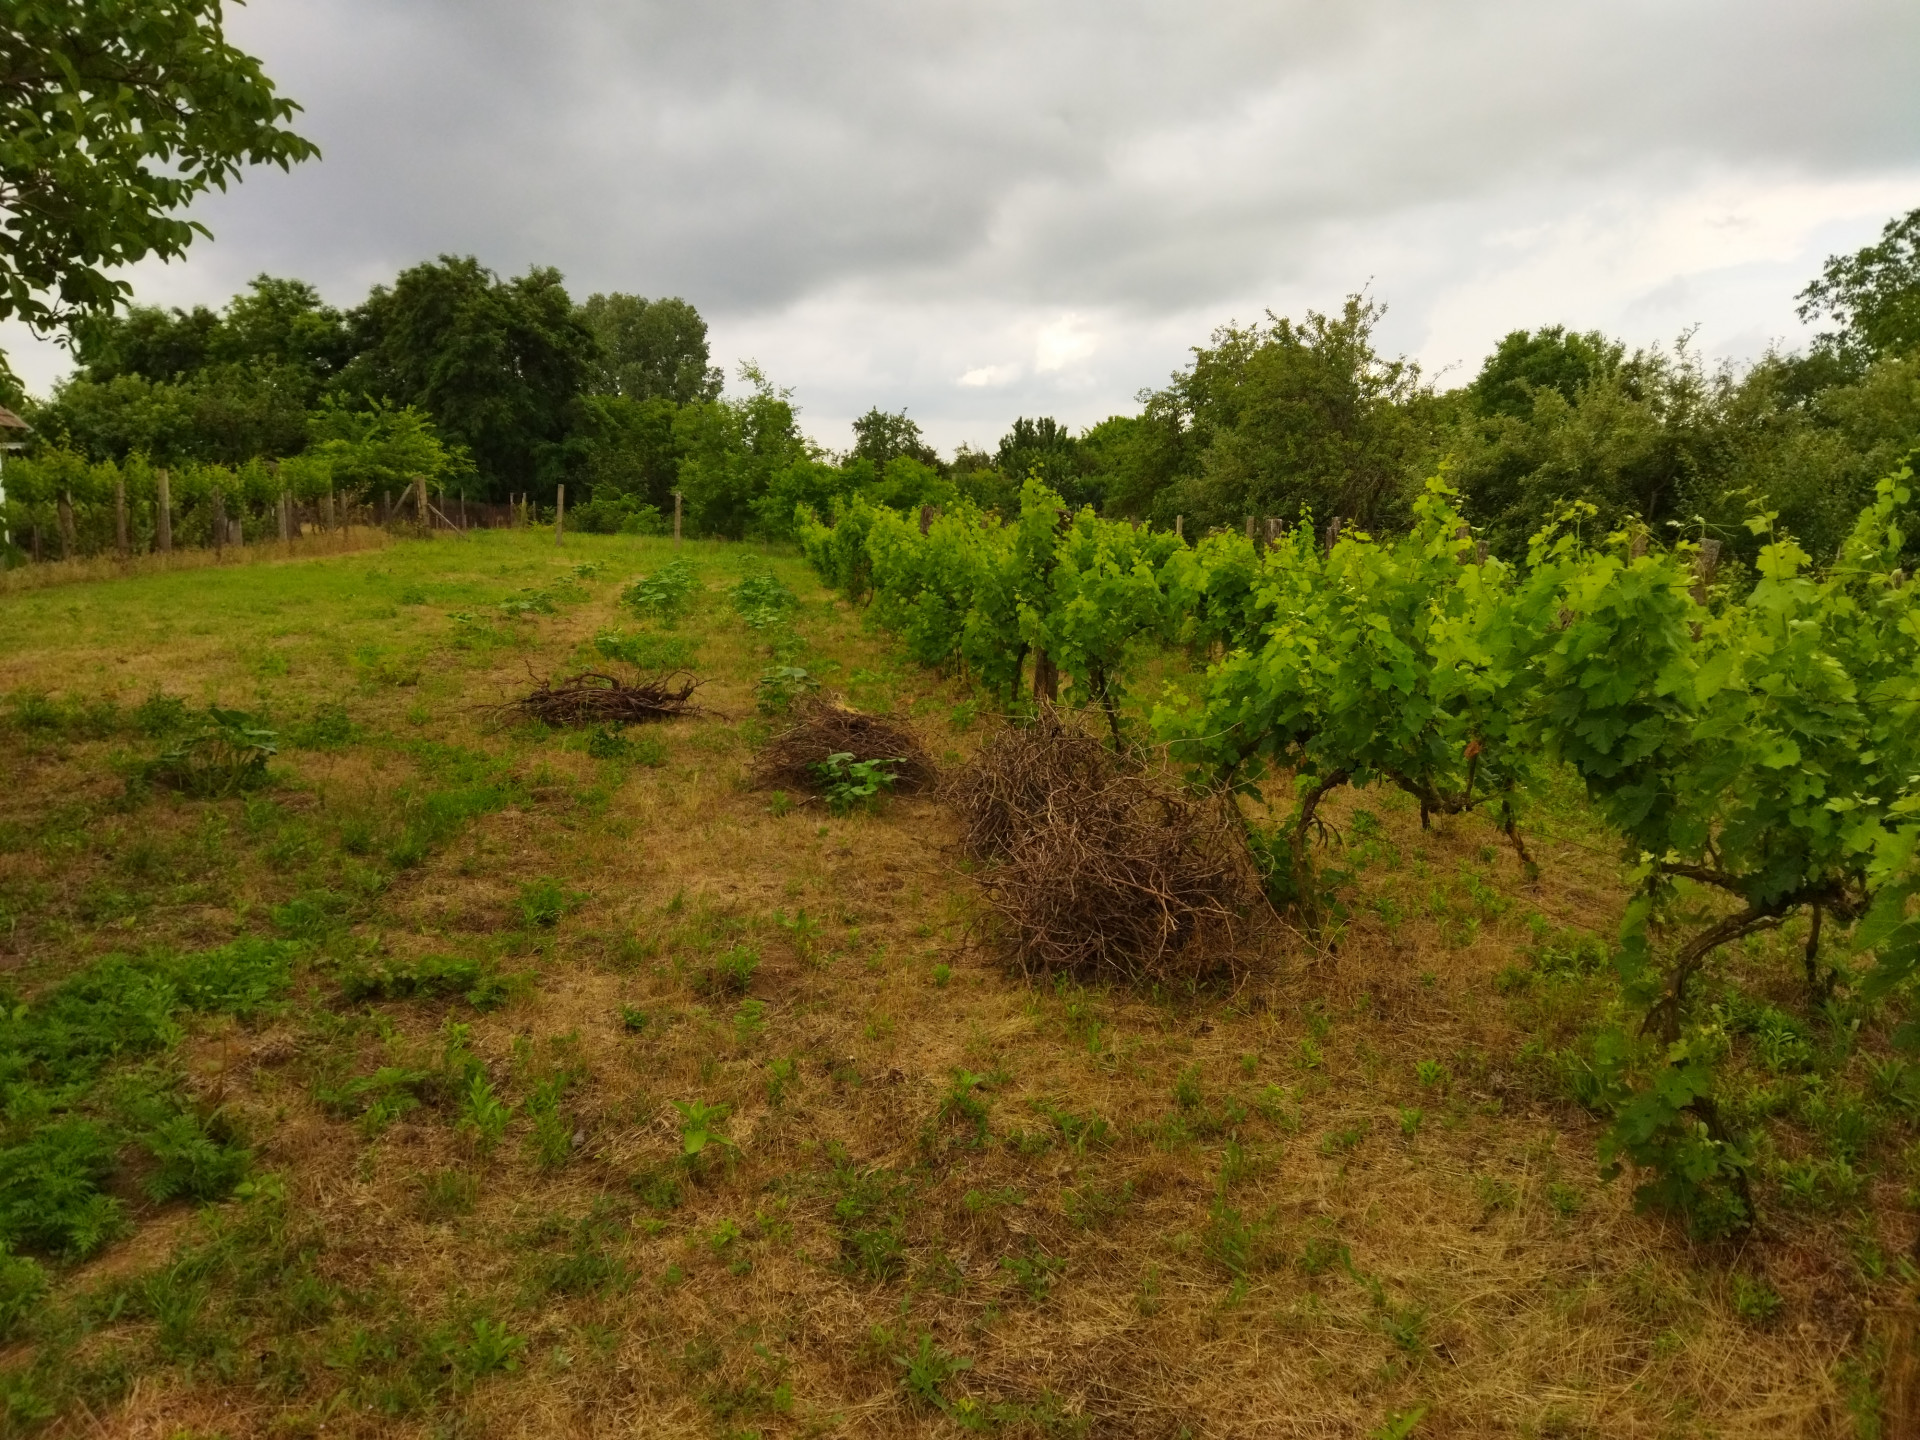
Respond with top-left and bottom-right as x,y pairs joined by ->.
1175,515 -> 1183,540
1244,515 -> 1255,543
323,488 -> 335,532
278,490 -> 291,545
57,491 -> 74,559
555,484 -> 565,546
212,489 -> 226,559
673,491 -> 682,547
156,469 -> 172,553
115,476 -> 129,560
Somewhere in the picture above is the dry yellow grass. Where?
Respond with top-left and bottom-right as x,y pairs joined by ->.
0,529 -> 1905,1439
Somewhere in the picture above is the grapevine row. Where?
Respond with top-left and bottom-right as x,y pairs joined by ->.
797,471 -> 1920,1235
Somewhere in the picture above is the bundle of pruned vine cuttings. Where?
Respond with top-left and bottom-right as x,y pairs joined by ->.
494,671 -> 702,727
752,696 -> 935,795
946,705 -> 1271,985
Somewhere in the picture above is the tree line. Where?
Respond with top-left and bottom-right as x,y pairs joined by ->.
6,206 -> 1918,564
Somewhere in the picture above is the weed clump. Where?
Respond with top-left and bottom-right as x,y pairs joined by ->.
753,697 -> 934,799
948,706 -> 1270,985
136,706 -> 278,797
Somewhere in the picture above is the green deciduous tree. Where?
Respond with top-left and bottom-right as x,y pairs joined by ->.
337,256 -> 596,495
0,0 -> 318,341
577,293 -> 722,405
1142,295 -> 1437,533
1798,206 -> 1920,365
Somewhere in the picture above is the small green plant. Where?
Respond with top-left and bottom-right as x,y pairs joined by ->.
457,1317 -> 527,1378
1173,1064 -> 1204,1110
733,998 -> 768,1046
518,876 -> 574,928
622,558 -> 701,625
459,1072 -> 514,1154
773,908 -> 821,960
696,944 -> 760,998
620,1005 -> 650,1032
1000,1252 -> 1065,1302
1398,1106 -> 1424,1138
766,1056 -> 799,1106
755,665 -> 819,715
587,725 -> 635,761
810,752 -> 901,816
139,706 -> 278,797
525,1077 -> 574,1169
421,1169 -> 478,1218
673,1098 -> 733,1157
1367,1405 -> 1428,1440
1729,1273 -> 1783,1326
768,790 -> 793,817
0,1244 -> 48,1342
894,1331 -> 972,1411
594,628 -> 698,671
936,1070 -> 991,1146
1546,1182 -> 1583,1217
729,568 -> 800,629
931,962 -> 952,988
1415,1059 -> 1448,1090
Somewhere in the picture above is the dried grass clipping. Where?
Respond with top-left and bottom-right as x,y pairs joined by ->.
753,696 -> 935,794
495,671 -> 701,727
948,706 -> 1269,984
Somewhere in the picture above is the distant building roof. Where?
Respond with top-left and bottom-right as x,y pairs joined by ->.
0,407 -> 29,432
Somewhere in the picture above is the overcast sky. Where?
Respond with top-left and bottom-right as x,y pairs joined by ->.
8,0 -> 1920,452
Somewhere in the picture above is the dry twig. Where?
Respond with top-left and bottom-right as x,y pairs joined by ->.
492,671 -> 702,727
947,705 -> 1270,984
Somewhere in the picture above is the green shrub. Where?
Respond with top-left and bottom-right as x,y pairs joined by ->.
755,665 -> 819,715
622,558 -> 701,625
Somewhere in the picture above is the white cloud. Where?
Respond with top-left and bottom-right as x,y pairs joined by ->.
959,365 -> 1019,388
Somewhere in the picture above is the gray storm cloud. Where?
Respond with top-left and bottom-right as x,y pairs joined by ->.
7,0 -> 1918,444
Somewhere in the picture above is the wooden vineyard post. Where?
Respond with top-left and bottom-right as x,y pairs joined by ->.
212,489 -> 226,559
156,469 -> 172,553
1175,515 -> 1183,540
324,487 -> 335,533
278,490 -> 291,546
555,484 -> 565,546
1244,515 -> 1255,543
1324,517 -> 1342,555
1690,537 -> 1722,639
57,491 -> 74,559
1691,538 -> 1722,606
674,490 -> 682,548
1032,648 -> 1059,704
458,492 -> 467,531
115,475 -> 129,560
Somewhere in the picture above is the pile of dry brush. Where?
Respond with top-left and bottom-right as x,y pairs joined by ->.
753,696 -> 936,793
947,706 -> 1271,984
494,671 -> 701,727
